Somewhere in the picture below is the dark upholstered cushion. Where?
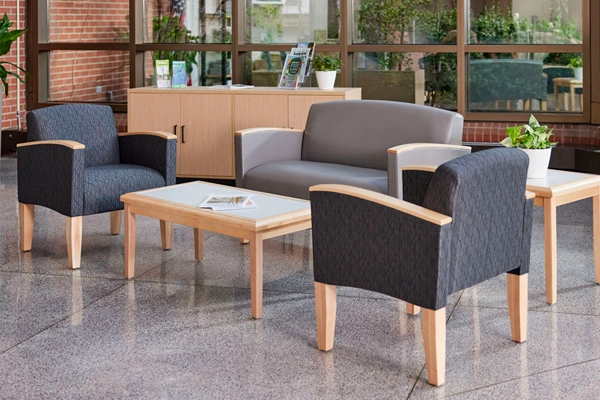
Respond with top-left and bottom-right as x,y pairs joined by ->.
244,160 -> 388,200
83,164 -> 166,215
26,104 -> 120,168
119,134 -> 177,186
423,148 -> 531,293
302,100 -> 463,170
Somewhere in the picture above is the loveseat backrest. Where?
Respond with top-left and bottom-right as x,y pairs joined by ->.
301,100 -> 464,171
26,104 -> 120,168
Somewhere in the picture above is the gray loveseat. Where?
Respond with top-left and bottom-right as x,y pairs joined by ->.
235,100 -> 468,200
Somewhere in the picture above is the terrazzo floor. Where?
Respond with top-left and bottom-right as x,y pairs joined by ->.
1,153 -> 600,399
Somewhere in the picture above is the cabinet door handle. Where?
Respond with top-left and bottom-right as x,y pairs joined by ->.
173,125 -> 178,139
181,125 -> 185,143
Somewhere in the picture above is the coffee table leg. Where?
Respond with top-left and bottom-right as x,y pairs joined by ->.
124,203 -> 136,279
593,194 -> 600,283
250,233 -> 264,319
194,228 -> 204,261
160,220 -> 173,250
544,198 -> 558,304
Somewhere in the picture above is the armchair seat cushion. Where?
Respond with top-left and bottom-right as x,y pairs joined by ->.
244,160 -> 388,200
84,164 -> 166,215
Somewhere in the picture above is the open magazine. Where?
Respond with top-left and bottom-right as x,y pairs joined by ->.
199,194 -> 257,211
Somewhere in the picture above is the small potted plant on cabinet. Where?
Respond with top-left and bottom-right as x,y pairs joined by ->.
500,114 -> 557,179
312,55 -> 341,90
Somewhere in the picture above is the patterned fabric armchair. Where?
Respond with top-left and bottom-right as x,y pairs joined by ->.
17,104 -> 177,269
309,148 -> 534,386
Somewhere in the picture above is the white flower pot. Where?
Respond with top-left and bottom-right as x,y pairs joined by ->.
573,67 -> 583,80
519,148 -> 552,179
316,71 -> 336,90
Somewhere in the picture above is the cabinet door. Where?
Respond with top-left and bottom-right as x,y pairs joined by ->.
179,93 -> 234,178
288,95 -> 343,130
233,94 -> 289,131
128,93 -> 182,173
128,93 -> 181,136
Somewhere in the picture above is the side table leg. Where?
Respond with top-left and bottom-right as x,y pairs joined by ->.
593,194 -> 600,283
194,228 -> 204,261
250,233 -> 264,319
124,204 -> 137,279
544,198 -> 558,304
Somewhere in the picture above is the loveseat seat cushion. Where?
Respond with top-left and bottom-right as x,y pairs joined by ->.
243,160 -> 388,200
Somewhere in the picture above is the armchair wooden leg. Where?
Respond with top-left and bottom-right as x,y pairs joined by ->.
315,282 -> 336,351
66,216 -> 83,270
507,273 -> 528,343
422,307 -> 446,386
110,210 -> 123,235
160,220 -> 173,250
19,203 -> 34,251
406,302 -> 421,315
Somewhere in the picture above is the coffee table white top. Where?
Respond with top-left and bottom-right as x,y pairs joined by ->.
526,169 -> 600,197
133,181 -> 309,221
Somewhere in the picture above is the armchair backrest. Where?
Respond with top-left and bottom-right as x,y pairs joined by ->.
422,148 -> 532,294
26,104 -> 120,168
302,100 -> 464,171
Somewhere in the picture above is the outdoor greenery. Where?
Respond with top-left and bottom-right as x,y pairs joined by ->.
312,55 -> 341,72
152,14 -> 200,76
0,13 -> 26,96
501,114 -> 557,150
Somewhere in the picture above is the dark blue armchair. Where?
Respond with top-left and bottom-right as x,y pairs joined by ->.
309,148 -> 534,386
18,104 -> 177,269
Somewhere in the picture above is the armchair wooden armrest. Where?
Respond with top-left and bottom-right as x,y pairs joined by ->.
118,131 -> 177,140
309,184 -> 452,226
17,140 -> 85,150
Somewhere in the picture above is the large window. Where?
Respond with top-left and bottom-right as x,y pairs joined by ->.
28,0 -> 592,122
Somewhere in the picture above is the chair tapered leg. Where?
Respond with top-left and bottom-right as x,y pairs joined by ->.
406,302 -> 421,315
66,216 -> 83,269
507,273 -> 528,343
315,282 -> 336,351
160,220 -> 173,250
19,203 -> 34,251
110,210 -> 123,235
422,307 -> 446,386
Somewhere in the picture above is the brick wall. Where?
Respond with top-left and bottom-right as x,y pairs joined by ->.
1,0 -> 26,130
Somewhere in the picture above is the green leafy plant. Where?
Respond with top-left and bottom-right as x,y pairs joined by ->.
0,13 -> 26,96
568,55 -> 583,68
312,55 -> 341,72
500,115 -> 557,150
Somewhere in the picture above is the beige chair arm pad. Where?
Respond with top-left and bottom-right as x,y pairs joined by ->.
17,140 -> 85,150
118,131 -> 177,140
402,165 -> 438,173
525,190 -> 535,200
235,127 -> 303,136
310,184 -> 452,226
388,143 -> 471,155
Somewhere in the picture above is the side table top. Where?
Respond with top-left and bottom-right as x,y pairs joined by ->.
526,169 -> 600,198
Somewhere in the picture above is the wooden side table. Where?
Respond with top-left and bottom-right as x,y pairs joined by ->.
526,169 -> 600,304
553,77 -> 583,111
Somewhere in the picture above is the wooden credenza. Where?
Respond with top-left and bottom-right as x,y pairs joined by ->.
127,87 -> 361,179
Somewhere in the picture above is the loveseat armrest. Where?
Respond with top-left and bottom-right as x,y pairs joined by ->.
388,143 -> 471,199
17,140 -> 86,217
118,131 -> 177,185
235,128 -> 304,188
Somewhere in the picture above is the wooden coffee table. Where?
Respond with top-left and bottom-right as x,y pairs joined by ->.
120,182 -> 311,318
526,170 -> 600,304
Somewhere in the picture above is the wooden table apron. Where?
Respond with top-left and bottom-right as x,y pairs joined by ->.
121,193 -> 312,319
527,176 -> 600,305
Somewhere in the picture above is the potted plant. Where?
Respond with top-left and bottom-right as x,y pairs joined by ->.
500,114 -> 557,179
312,55 -> 341,90
0,13 -> 26,150
569,55 -> 583,80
